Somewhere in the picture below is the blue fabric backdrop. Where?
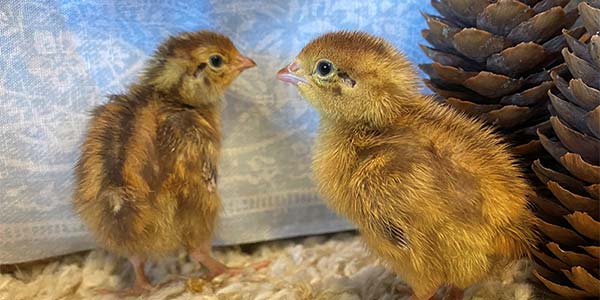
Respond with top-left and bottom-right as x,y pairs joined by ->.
0,0 -> 433,263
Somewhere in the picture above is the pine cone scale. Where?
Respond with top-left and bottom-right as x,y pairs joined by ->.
532,2 -> 600,297
477,0 -> 535,36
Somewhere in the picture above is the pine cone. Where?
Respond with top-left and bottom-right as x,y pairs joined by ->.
531,2 -> 600,298
420,0 -> 583,159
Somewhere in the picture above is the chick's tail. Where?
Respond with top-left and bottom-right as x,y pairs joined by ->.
90,186 -> 159,250
495,211 -> 541,260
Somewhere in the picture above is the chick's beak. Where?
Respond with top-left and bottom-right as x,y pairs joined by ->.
277,62 -> 309,86
235,54 -> 256,71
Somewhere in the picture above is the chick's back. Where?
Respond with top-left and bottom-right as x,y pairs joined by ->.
314,96 -> 538,290
409,97 -> 536,225
74,91 -> 166,256
74,88 -> 220,258
283,30 -> 539,299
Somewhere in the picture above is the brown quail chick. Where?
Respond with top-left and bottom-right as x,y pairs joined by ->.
277,31 -> 539,300
74,30 -> 260,295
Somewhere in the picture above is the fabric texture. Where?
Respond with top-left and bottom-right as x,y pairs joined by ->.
0,0 -> 432,264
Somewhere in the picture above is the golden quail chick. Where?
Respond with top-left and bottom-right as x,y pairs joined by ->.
277,31 -> 539,300
74,30 -> 260,295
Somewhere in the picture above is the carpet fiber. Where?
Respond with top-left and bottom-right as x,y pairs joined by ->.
0,233 -> 546,300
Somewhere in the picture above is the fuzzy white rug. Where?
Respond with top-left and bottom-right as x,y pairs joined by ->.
0,233 -> 546,300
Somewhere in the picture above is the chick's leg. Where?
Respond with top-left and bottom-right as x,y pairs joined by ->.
190,240 -> 269,279
407,286 -> 441,300
189,244 -> 226,279
129,256 -> 153,292
408,285 -> 464,300
407,285 -> 464,300
95,256 -> 153,296
407,290 -> 437,300
446,286 -> 464,300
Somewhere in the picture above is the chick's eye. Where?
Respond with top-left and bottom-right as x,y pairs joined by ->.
316,60 -> 333,77
209,55 -> 223,68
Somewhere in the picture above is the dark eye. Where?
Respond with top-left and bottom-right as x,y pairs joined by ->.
209,55 -> 223,68
316,60 -> 333,77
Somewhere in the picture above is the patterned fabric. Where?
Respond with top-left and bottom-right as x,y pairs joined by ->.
0,0 -> 432,263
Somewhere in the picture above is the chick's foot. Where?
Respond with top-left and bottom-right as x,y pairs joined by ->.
219,260 -> 270,277
95,256 -> 155,296
95,276 -> 153,297
190,244 -> 269,279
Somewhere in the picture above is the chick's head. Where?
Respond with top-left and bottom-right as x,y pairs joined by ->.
278,31 -> 420,126
144,30 -> 255,106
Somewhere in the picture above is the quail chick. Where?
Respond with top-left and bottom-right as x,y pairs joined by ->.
277,31 -> 538,300
74,30 -> 259,295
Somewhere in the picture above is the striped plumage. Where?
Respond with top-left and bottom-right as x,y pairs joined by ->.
74,86 -> 221,258
73,30 -> 256,294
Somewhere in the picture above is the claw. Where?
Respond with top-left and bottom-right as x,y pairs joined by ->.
217,260 -> 270,278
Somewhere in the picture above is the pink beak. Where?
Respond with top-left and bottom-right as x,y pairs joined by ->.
235,54 -> 257,71
277,61 -> 309,85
